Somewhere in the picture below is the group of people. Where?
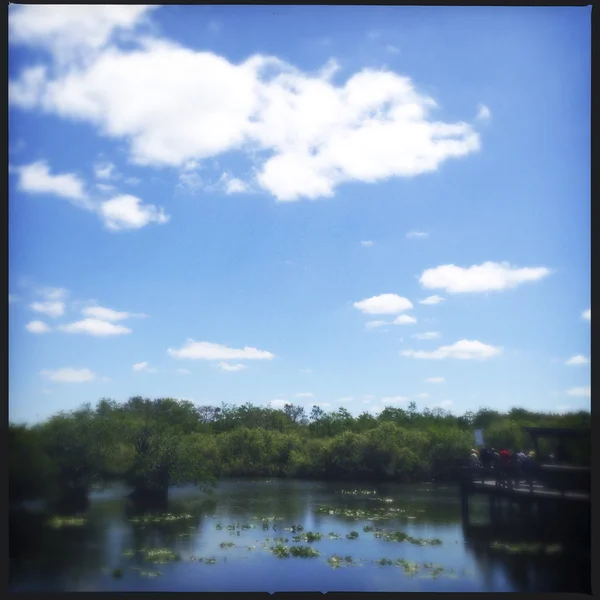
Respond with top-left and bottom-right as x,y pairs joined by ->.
469,447 -> 536,488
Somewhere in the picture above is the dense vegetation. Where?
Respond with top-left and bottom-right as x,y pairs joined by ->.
8,397 -> 590,505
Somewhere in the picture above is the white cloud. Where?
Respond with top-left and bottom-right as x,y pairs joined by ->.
475,104 -> 491,121
177,368 -> 191,375
425,377 -> 445,384
360,240 -> 374,247
40,367 -> 96,383
15,161 -> 91,207
224,176 -> 248,194
100,195 -> 170,231
269,399 -> 288,409
26,320 -> 51,333
381,396 -> 408,405
336,396 -> 354,404
566,386 -> 590,398
415,393 -> 430,399
59,318 -> 132,336
313,402 -> 331,409
217,362 -> 248,372
393,314 -> 417,325
353,294 -> 413,315
8,5 -> 155,59
406,230 -> 428,239
419,261 -> 551,294
431,399 -> 453,409
295,392 -> 314,398
82,305 -> 144,321
125,176 -> 141,185
582,309 -> 590,321
365,320 -> 387,330
132,361 -> 157,373
412,331 -> 440,340
30,301 -> 65,318
168,340 -> 274,361
566,354 -> 590,366
419,295 -> 445,305
39,287 -> 68,301
402,339 -> 502,360
96,183 -> 116,193
94,161 -> 116,180
9,26 -> 483,202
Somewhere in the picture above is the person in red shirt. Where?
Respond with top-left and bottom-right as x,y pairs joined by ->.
499,449 -> 511,488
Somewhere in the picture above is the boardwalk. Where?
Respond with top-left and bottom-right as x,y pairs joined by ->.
469,479 -> 590,502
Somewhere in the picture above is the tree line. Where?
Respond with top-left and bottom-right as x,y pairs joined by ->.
8,397 -> 590,506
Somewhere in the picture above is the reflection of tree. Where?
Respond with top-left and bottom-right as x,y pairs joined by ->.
462,506 -> 590,593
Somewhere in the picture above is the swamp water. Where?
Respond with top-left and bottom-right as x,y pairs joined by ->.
9,479 -> 590,592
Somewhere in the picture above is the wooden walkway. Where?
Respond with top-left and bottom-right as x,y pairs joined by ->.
468,479 -> 590,502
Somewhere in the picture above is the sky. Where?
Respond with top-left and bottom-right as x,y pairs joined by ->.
8,5 -> 591,425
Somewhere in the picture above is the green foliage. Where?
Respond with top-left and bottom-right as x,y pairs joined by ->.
9,396 -> 590,504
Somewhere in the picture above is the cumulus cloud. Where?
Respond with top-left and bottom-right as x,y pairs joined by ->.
566,354 -> 590,366
353,294 -> 413,315
406,230 -> 428,239
381,396 -> 408,405
419,295 -> 445,305
15,161 -> 91,207
295,392 -> 314,398
425,377 -> 445,383
59,318 -> 132,336
360,240 -> 374,247
100,195 -> 170,231
567,386 -> 590,398
94,161 -> 117,180
217,362 -> 248,372
419,261 -> 551,294
82,305 -> 145,321
412,331 -> 440,340
26,320 -> 51,333
39,287 -> 68,300
224,176 -> 249,194
14,160 -> 170,231
9,10 -> 483,202
132,361 -> 157,373
475,104 -> 491,121
168,340 -> 274,361
402,339 -> 502,360
40,367 -> 96,382
393,314 -> 417,325
582,309 -> 590,321
365,320 -> 387,330
30,301 -> 65,318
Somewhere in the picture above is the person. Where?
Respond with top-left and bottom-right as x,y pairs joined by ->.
499,448 -> 511,488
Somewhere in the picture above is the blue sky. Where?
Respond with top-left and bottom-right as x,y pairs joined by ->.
8,5 -> 591,424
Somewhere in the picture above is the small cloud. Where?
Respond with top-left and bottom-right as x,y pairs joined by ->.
415,393 -> 430,399
353,294 -> 413,315
393,315 -> 416,325
168,340 -> 274,361
566,386 -> 590,398
406,230 -> 429,239
365,320 -> 387,330
125,176 -> 141,185
412,331 -> 440,340
381,396 -> 408,405
402,339 -> 502,360
425,377 -> 445,384
39,287 -> 68,301
431,399 -> 453,409
386,44 -> 400,54
566,354 -> 590,366
94,161 -> 117,180
360,240 -> 374,247
100,194 -> 170,231
96,183 -> 116,193
475,103 -> 491,122
82,305 -> 145,321
40,367 -> 96,383
59,319 -> 132,336
336,396 -> 354,404
582,309 -> 590,321
419,261 -> 551,294
224,177 -> 248,194
419,295 -> 445,305
30,301 -> 65,318
26,320 -> 51,333
269,399 -> 288,409
177,368 -> 191,375
132,362 -> 158,373
295,392 -> 314,398
216,362 -> 248,372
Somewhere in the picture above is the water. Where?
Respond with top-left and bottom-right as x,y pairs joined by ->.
9,479 -> 590,592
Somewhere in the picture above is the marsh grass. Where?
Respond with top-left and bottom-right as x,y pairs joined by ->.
289,545 -> 320,558
130,513 -> 193,525
142,548 -> 181,564
47,516 -> 87,528
292,531 -> 322,542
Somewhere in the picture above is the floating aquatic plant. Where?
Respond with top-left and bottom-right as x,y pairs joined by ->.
289,545 -> 320,558
112,568 -> 124,579
130,513 -> 193,525
273,537 -> 289,543
143,548 -> 181,564
139,570 -> 162,577
270,543 -> 290,558
47,516 -> 87,529
346,531 -> 359,540
328,532 -> 342,539
284,525 -> 304,533
326,554 -> 357,568
376,558 -> 394,566
219,542 -> 235,549
363,526 -> 374,532
121,550 -> 136,558
292,531 -> 322,543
